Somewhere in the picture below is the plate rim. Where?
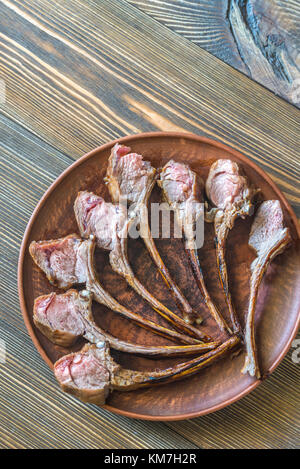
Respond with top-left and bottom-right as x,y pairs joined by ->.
18,131 -> 300,421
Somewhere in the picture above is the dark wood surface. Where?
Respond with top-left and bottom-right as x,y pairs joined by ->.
0,0 -> 299,449
129,0 -> 300,107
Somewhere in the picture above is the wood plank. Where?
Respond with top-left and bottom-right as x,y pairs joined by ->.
128,0 -> 247,70
0,0 -> 298,216
0,114 -> 198,449
166,354 -> 300,448
128,0 -> 300,107
1,115 -> 299,449
0,0 -> 299,449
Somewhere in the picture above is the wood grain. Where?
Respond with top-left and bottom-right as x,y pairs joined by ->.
0,0 -> 298,215
166,354 -> 300,449
0,0 -> 299,449
0,115 -> 199,449
128,0 -> 300,107
1,114 -> 299,449
128,0 -> 247,69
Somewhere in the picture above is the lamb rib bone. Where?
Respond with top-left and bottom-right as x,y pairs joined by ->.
206,159 -> 258,334
54,335 -> 240,405
74,192 -> 211,342
241,200 -> 291,379
105,143 -> 200,325
158,160 -> 231,334
29,234 -> 202,345
34,289 -> 219,356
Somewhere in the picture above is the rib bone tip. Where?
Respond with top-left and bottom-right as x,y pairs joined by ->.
80,289 -> 91,298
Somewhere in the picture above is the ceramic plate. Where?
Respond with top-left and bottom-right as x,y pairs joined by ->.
18,133 -> 300,420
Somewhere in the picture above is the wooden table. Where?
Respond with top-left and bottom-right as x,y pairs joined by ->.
0,0 -> 299,449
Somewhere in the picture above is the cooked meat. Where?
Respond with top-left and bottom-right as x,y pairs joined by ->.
242,200 -> 291,378
29,234 -> 88,289
105,143 -> 156,205
75,191 -> 211,342
206,159 -> 252,211
54,335 -> 240,405
159,160 -> 230,333
74,191 -> 127,251
248,200 -> 288,255
33,290 -> 85,347
105,144 -> 199,325
54,343 -> 115,405
34,289 -> 219,356
158,160 -> 204,249
206,159 -> 257,333
30,234 -> 201,345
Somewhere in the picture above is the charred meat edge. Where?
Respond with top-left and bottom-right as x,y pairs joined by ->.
29,234 -> 202,345
206,159 -> 257,334
105,143 -> 199,325
54,335 -> 240,405
74,194 -> 211,343
34,289 -> 219,357
158,160 -> 230,334
241,201 -> 291,378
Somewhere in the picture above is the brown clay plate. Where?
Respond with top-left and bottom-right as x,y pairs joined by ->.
18,133 -> 300,421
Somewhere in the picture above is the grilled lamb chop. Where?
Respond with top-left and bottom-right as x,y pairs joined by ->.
34,289 -> 219,357
74,192 -> 210,342
30,234 -> 201,345
105,143 -> 199,325
242,200 -> 291,378
29,234 -> 88,289
206,159 -> 257,334
54,343 -> 114,405
158,160 -> 230,333
105,143 -> 155,206
34,289 -> 86,347
54,335 -> 240,405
